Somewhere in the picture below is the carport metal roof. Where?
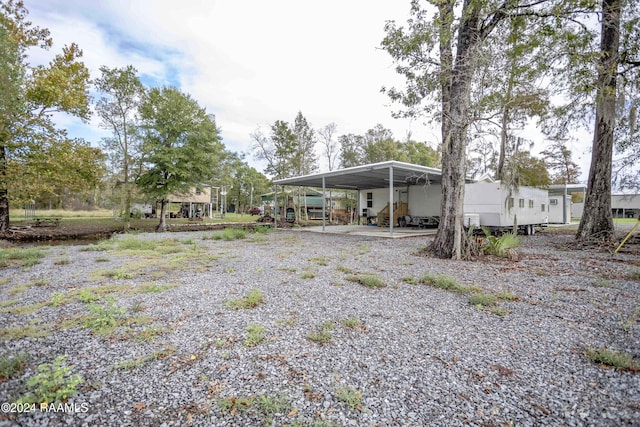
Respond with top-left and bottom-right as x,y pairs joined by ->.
273,161 -> 444,190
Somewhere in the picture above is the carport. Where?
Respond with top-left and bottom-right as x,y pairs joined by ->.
273,161 -> 444,237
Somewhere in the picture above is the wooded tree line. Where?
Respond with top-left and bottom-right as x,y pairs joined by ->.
252,113 -> 580,187
0,0 -> 271,231
383,0 -> 639,258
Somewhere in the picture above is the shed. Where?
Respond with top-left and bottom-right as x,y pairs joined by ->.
273,161 -> 473,236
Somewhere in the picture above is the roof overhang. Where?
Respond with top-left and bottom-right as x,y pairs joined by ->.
273,161 -> 460,190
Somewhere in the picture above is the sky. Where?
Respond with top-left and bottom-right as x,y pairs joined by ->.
22,0 -> 592,181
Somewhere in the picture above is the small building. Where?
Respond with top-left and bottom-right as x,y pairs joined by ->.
548,184 -> 586,223
612,194 -> 640,219
165,185 -> 217,219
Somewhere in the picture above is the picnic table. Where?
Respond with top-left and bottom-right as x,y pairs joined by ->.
31,217 -> 61,227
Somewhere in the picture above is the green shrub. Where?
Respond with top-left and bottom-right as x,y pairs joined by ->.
83,298 -> 126,332
17,356 -> 83,404
482,230 -> 521,257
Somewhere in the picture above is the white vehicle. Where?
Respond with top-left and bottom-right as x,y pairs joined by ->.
463,182 -> 548,235
131,203 -> 155,218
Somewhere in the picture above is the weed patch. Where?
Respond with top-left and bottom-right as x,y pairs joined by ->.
300,271 -> 316,279
402,276 -> 418,285
225,289 -> 264,310
419,273 -> 466,292
0,352 -> 29,380
244,324 -> 266,347
209,228 -> 248,241
2,302 -> 48,315
307,322 -> 334,345
113,345 -> 176,370
586,347 -> 638,371
336,386 -> 364,411
345,274 -> 386,288
0,247 -> 46,269
468,293 -> 499,308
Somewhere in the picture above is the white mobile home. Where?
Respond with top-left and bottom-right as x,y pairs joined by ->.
463,182 -> 549,234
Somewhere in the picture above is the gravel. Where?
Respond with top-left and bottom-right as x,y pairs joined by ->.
1,227 -> 639,426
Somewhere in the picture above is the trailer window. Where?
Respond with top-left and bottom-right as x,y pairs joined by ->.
529,200 -> 534,208
518,198 -> 525,208
541,203 -> 546,212
550,198 -> 558,205
508,198 -> 514,209
366,192 -> 373,208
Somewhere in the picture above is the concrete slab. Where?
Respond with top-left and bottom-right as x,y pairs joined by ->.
296,225 -> 437,239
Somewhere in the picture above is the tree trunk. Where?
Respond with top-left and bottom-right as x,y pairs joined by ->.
576,0 -> 620,242
430,0 -> 480,259
0,144 -> 9,231
157,199 -> 167,232
496,67 -> 515,181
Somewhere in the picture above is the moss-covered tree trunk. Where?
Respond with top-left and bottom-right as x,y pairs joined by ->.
0,143 -> 9,231
576,0 -> 620,242
430,0 -> 480,259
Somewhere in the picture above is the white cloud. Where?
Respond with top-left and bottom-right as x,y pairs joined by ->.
23,0 -> 430,156
22,0 -> 586,181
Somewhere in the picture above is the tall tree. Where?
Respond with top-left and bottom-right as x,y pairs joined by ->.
576,0 -> 621,241
338,133 -> 365,168
508,150 -> 551,187
541,139 -> 581,184
317,122 -> 339,172
8,135 -> 105,208
383,0 -> 512,259
318,122 -> 339,221
252,120 -> 297,179
292,111 -> 318,176
382,0 -> 600,258
138,87 -> 224,231
0,0 -> 90,230
95,65 -> 145,228
291,112 -> 318,220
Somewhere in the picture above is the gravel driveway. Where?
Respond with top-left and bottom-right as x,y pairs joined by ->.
1,228 -> 639,426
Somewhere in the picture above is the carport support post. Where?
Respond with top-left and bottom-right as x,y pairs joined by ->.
563,185 -> 567,224
274,184 -> 278,229
389,165 -> 394,237
322,177 -> 326,231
